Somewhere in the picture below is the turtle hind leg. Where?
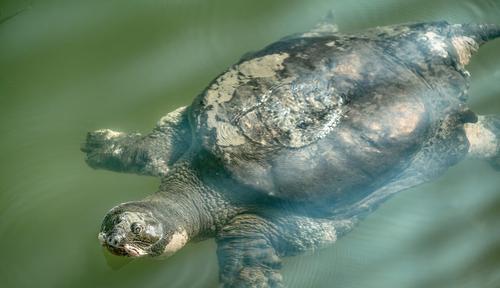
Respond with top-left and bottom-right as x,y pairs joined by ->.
216,212 -> 351,287
464,114 -> 500,170
81,106 -> 191,177
217,215 -> 284,288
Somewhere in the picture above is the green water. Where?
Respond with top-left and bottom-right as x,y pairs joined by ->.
1,0 -> 499,287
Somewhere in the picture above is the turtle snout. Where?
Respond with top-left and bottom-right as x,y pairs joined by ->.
98,231 -> 126,248
106,233 -> 126,248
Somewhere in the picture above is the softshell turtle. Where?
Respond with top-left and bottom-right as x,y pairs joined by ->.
82,21 -> 500,287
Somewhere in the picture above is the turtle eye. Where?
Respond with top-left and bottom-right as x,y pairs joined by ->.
131,223 -> 143,234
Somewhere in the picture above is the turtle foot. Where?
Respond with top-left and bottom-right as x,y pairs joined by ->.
82,129 -> 133,172
221,266 -> 284,288
217,215 -> 284,288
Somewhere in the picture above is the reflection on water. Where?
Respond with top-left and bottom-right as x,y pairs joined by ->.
0,0 -> 499,287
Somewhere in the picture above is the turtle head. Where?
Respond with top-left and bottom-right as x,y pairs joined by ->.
98,202 -> 164,257
98,202 -> 189,258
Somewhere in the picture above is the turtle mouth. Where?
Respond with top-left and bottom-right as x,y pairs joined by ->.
98,232 -> 150,257
122,244 -> 148,257
104,242 -> 150,257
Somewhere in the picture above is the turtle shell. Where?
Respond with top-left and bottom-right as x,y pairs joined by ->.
190,22 -> 472,204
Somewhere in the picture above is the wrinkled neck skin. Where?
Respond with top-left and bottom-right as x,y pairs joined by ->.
144,154 -> 244,249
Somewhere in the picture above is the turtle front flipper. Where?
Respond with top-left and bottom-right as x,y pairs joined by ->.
465,114 -> 500,170
216,213 -> 350,287
81,106 -> 191,177
217,214 -> 284,288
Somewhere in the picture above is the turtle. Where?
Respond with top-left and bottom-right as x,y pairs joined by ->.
82,21 -> 500,287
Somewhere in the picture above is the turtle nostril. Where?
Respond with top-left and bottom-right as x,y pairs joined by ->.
107,235 -> 123,247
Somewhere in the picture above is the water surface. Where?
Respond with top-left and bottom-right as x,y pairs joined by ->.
1,0 -> 499,287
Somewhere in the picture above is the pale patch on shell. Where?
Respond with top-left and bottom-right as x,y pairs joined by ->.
215,122 -> 246,146
422,31 -> 448,58
204,69 -> 246,146
451,36 -> 478,66
236,76 -> 344,148
163,228 -> 189,256
238,53 -> 289,78
203,53 -> 289,147
465,117 -> 498,159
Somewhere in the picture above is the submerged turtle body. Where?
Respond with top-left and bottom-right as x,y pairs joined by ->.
83,21 -> 500,287
191,22 -> 475,205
